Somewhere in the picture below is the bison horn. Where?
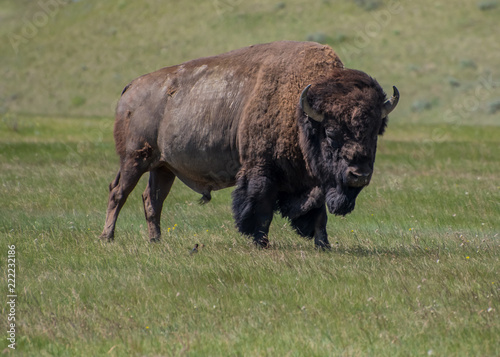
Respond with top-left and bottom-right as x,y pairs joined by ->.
381,86 -> 400,118
300,85 -> 324,122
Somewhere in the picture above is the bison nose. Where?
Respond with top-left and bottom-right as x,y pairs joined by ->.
346,168 -> 372,188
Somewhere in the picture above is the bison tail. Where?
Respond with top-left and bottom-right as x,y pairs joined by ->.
121,83 -> 131,96
112,83 -> 134,161
113,107 -> 132,161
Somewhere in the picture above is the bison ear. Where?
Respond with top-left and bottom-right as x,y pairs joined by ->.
300,85 -> 324,123
381,86 -> 399,118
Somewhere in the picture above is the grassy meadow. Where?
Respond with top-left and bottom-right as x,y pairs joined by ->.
0,118 -> 498,356
1,0 -> 500,356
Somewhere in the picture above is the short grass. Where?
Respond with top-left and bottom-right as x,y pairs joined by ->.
0,116 -> 498,356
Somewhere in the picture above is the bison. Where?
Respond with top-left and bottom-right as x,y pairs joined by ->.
100,41 -> 399,249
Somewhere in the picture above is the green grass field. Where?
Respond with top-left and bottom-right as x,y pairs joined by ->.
1,0 -> 499,356
0,117 -> 498,356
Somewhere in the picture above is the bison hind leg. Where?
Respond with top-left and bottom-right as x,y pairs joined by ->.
101,141 -> 159,242
142,167 -> 176,242
199,192 -> 212,205
100,163 -> 147,241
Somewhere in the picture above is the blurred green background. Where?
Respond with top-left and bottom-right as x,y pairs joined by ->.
1,0 -> 499,125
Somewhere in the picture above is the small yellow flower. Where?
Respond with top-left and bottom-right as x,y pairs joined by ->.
167,227 -> 171,232
466,256 -> 470,259
174,224 -> 178,227
409,228 -> 412,231
206,229 -> 209,232
351,230 -> 354,233
146,326 -> 149,329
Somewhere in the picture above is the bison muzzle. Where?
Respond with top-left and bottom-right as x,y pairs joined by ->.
100,41 -> 399,249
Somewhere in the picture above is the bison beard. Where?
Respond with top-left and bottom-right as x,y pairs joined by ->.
325,186 -> 362,216
324,161 -> 364,216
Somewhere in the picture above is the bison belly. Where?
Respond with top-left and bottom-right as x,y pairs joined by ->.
157,69 -> 249,194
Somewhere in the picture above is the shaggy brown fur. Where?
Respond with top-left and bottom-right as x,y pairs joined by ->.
100,41 -> 399,249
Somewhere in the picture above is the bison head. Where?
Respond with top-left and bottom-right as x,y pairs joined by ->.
297,68 -> 399,216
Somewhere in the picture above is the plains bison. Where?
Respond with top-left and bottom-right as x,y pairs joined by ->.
100,41 -> 399,248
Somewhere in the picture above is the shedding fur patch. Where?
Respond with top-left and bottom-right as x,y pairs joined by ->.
132,142 -> 154,167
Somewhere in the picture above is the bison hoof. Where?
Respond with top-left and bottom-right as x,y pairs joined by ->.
315,242 -> 331,251
253,237 -> 270,249
99,234 -> 114,242
150,237 -> 161,243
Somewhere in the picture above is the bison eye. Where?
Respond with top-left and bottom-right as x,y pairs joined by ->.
327,137 -> 341,149
325,129 -> 342,149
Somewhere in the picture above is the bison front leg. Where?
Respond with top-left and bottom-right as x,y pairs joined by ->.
291,206 -> 331,250
232,174 -> 277,248
142,167 -> 176,242
312,206 -> 331,249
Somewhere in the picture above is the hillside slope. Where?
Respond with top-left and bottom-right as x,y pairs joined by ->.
1,0 -> 499,125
